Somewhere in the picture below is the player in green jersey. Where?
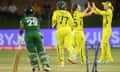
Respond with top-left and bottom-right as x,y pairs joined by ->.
18,6 -> 51,72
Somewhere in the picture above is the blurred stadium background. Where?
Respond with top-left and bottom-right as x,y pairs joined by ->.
0,0 -> 120,28
0,0 -> 120,72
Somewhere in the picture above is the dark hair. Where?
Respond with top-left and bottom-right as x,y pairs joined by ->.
72,4 -> 78,11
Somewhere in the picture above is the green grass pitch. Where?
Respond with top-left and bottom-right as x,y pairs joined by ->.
0,48 -> 120,72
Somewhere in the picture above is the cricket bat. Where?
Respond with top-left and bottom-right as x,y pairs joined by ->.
12,44 -> 22,72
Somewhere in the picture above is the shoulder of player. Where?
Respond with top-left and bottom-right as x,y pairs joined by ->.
52,10 -> 71,16
19,17 -> 25,24
75,11 -> 83,14
57,9 -> 69,13
104,9 -> 113,16
107,9 -> 113,13
74,11 -> 84,16
62,10 -> 72,15
19,17 -> 25,22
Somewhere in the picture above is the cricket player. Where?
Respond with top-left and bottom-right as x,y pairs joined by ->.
52,0 -> 76,67
18,6 -> 51,72
92,1 -> 114,63
72,3 -> 93,64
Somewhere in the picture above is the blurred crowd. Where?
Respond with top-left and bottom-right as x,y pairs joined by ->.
0,0 -> 120,20
0,0 -> 54,20
0,0 -> 18,19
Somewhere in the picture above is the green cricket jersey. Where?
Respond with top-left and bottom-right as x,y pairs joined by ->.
20,14 -> 40,32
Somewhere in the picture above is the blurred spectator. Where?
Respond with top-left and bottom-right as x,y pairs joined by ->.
115,0 -> 120,18
8,1 -> 18,19
0,2 -> 2,18
33,2 -> 41,18
42,1 -> 51,20
0,1 -> 8,18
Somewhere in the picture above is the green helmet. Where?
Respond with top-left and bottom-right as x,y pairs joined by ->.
57,0 -> 66,10
24,6 -> 34,15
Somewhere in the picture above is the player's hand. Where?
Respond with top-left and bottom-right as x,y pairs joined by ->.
87,2 -> 91,9
18,35 -> 24,44
92,2 -> 96,9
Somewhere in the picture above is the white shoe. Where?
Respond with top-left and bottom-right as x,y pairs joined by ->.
32,67 -> 40,72
70,51 -> 77,64
97,60 -> 105,64
105,60 -> 114,63
43,64 -> 51,72
68,59 -> 77,64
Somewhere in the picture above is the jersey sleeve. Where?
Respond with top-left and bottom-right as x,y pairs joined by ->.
52,11 -> 57,28
37,18 -> 40,25
78,12 -> 84,17
19,18 -> 24,25
94,8 -> 109,16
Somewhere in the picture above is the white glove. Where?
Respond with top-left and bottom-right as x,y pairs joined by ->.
18,35 -> 24,44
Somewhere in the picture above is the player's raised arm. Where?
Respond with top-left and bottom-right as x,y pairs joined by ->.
92,2 -> 112,16
83,2 -> 93,17
92,1 -> 114,63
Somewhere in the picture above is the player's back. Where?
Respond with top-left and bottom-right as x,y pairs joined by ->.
73,11 -> 84,31
52,10 -> 73,30
20,15 -> 40,33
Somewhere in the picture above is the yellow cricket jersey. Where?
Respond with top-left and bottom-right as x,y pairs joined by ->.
94,8 -> 113,31
52,10 -> 73,30
73,11 -> 85,31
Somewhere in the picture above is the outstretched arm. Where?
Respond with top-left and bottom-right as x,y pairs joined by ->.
92,2 -> 109,15
84,2 -> 93,16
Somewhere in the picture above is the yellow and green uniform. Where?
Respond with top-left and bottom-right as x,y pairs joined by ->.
52,10 -> 75,66
94,8 -> 113,62
73,11 -> 86,63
